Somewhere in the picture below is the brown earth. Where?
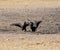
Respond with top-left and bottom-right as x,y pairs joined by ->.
0,0 -> 60,50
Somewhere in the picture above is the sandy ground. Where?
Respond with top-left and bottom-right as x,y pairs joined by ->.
0,32 -> 60,50
0,0 -> 60,50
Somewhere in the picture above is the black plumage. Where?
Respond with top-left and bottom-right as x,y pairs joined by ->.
30,20 -> 42,32
11,19 -> 42,32
11,21 -> 29,31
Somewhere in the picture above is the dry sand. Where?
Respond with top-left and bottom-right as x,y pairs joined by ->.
0,33 -> 60,50
0,0 -> 60,50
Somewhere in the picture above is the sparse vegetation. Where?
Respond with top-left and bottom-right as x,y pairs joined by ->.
0,7 -> 60,34
0,0 -> 60,50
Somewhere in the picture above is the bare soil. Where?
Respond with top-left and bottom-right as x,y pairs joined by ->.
0,0 -> 60,50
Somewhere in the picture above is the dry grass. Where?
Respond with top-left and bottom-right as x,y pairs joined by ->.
0,0 -> 60,50
0,33 -> 60,50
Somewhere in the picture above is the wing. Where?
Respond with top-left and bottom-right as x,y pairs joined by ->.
36,21 -> 42,27
10,23 -> 23,28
